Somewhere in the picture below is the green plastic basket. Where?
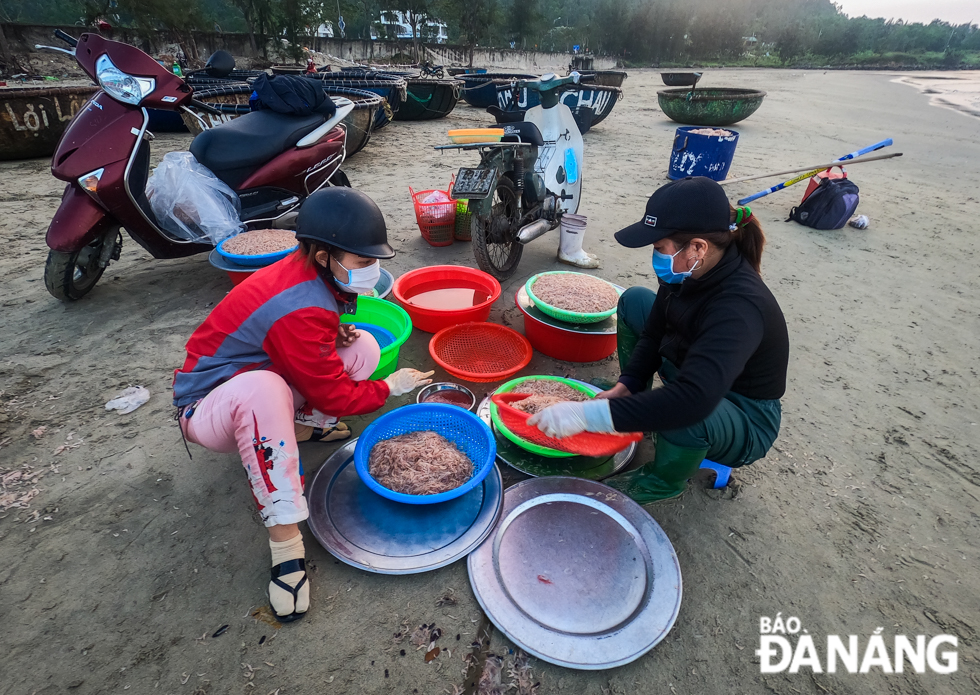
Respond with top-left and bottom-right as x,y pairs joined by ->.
489,375 -> 598,458
454,200 -> 472,241
340,296 -> 412,379
525,271 -> 622,324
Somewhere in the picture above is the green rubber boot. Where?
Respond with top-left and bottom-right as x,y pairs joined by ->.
617,321 -> 641,373
605,434 -> 709,504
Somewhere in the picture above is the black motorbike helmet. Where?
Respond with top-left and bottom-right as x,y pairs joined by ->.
294,188 -> 395,259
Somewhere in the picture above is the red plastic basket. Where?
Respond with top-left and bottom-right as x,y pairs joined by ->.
491,392 -> 643,457
428,322 -> 533,383
410,178 -> 456,247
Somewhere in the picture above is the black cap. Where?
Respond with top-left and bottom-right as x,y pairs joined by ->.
614,177 -> 731,248
294,188 -> 395,259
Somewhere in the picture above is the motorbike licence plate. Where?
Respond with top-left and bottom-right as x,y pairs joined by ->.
452,168 -> 497,200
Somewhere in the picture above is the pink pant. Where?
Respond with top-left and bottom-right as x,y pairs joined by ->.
181,335 -> 380,527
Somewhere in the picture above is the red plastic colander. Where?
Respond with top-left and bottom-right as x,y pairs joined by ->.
490,392 -> 643,457
428,322 -> 533,383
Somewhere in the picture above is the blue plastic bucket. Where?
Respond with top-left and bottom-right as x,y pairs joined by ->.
668,127 -> 739,181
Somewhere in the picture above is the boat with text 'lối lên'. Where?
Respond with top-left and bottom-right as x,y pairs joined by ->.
0,85 -> 98,161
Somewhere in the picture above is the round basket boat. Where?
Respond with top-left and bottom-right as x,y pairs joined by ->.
456,73 -> 536,109
578,70 -> 628,88
0,85 -> 98,161
657,87 -> 767,126
180,83 -> 382,157
321,86 -> 385,156
495,83 -> 623,132
307,71 -> 407,126
395,78 -> 461,121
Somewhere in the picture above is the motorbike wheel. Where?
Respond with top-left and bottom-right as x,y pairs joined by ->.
471,177 -> 523,280
44,226 -> 122,301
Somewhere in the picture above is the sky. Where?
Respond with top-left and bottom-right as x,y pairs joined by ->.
835,0 -> 977,25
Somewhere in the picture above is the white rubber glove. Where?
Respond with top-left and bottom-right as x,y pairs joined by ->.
383,369 -> 435,397
527,399 -> 616,438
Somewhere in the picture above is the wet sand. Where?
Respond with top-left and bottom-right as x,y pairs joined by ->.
1,68 -> 978,694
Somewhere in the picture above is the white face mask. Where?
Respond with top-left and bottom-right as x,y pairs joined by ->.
334,258 -> 380,294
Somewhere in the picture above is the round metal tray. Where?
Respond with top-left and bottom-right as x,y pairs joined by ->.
307,439 -> 503,574
468,476 -> 682,670
477,379 -> 636,479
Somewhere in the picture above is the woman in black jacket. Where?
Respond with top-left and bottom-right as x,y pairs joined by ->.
529,177 -> 790,503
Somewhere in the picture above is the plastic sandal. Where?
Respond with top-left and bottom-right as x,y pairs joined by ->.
270,558 -> 308,623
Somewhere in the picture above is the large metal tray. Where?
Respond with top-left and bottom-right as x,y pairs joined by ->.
307,439 -> 503,574
468,476 -> 682,669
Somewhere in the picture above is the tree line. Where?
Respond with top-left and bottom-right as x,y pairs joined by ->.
2,0 -> 979,65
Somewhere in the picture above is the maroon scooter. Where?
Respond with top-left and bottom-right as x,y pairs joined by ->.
43,31 -> 354,301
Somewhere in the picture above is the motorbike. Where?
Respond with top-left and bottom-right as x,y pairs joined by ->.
40,30 -> 354,301
437,72 -> 594,280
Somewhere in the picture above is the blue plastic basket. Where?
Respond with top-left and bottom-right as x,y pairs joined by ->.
216,234 -> 298,267
354,403 -> 497,504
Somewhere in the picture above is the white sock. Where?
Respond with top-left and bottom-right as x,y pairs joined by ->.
269,534 -> 310,617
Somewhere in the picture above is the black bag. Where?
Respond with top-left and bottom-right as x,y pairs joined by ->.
249,74 -> 336,118
788,177 -> 860,230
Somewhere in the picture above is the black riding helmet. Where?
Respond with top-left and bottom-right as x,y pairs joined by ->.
294,188 -> 395,259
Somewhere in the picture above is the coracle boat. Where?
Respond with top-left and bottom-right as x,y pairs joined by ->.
578,70 -> 628,88
657,87 -> 766,126
179,84 -> 384,157
495,83 -> 624,133
0,85 -> 98,161
455,73 -> 536,109
321,86 -> 385,155
305,71 -> 406,127
395,78 -> 461,121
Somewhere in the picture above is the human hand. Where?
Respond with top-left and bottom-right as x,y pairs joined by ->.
527,399 -> 616,438
596,382 -> 630,400
383,368 -> 435,397
336,323 -> 359,348
527,402 -> 588,438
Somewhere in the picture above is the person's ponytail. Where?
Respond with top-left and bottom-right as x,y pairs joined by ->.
730,205 -> 765,275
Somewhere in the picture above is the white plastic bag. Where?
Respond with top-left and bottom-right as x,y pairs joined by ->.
422,190 -> 451,204
105,386 -> 150,415
145,152 -> 244,245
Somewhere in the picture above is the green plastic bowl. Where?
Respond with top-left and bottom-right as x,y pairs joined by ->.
525,271 -> 622,324
489,375 -> 598,458
340,296 -> 412,379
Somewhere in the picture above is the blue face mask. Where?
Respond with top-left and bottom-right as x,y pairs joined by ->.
652,245 -> 698,284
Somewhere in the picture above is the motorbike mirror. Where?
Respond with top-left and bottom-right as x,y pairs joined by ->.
204,50 -> 235,78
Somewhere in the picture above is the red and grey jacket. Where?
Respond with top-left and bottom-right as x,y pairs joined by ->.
173,253 -> 389,414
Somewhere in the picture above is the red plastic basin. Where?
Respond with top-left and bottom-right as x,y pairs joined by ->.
393,265 -> 501,333
227,270 -> 254,286
517,294 -> 617,362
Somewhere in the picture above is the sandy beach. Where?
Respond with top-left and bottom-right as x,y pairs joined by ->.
1,67 -> 978,694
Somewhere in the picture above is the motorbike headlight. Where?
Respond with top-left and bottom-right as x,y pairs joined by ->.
96,54 -> 155,106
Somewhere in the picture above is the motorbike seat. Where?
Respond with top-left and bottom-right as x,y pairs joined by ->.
500,121 -> 544,147
190,110 -> 325,189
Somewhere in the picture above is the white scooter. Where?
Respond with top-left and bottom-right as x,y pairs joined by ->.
438,72 -> 598,280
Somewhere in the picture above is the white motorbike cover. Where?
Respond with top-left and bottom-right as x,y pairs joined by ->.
525,101 -> 584,215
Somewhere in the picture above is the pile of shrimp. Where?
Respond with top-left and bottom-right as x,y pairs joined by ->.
509,379 -> 592,414
531,273 -> 619,314
368,431 -> 474,495
511,395 -> 567,414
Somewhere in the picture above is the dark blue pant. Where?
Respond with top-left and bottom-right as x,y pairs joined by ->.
618,286 -> 781,467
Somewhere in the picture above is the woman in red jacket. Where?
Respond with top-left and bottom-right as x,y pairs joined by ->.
173,188 -> 432,622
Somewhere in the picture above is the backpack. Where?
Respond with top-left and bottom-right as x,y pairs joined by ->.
248,73 -> 336,118
788,176 -> 860,230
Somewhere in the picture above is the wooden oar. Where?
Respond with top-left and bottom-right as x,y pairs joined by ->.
720,151 -> 902,186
